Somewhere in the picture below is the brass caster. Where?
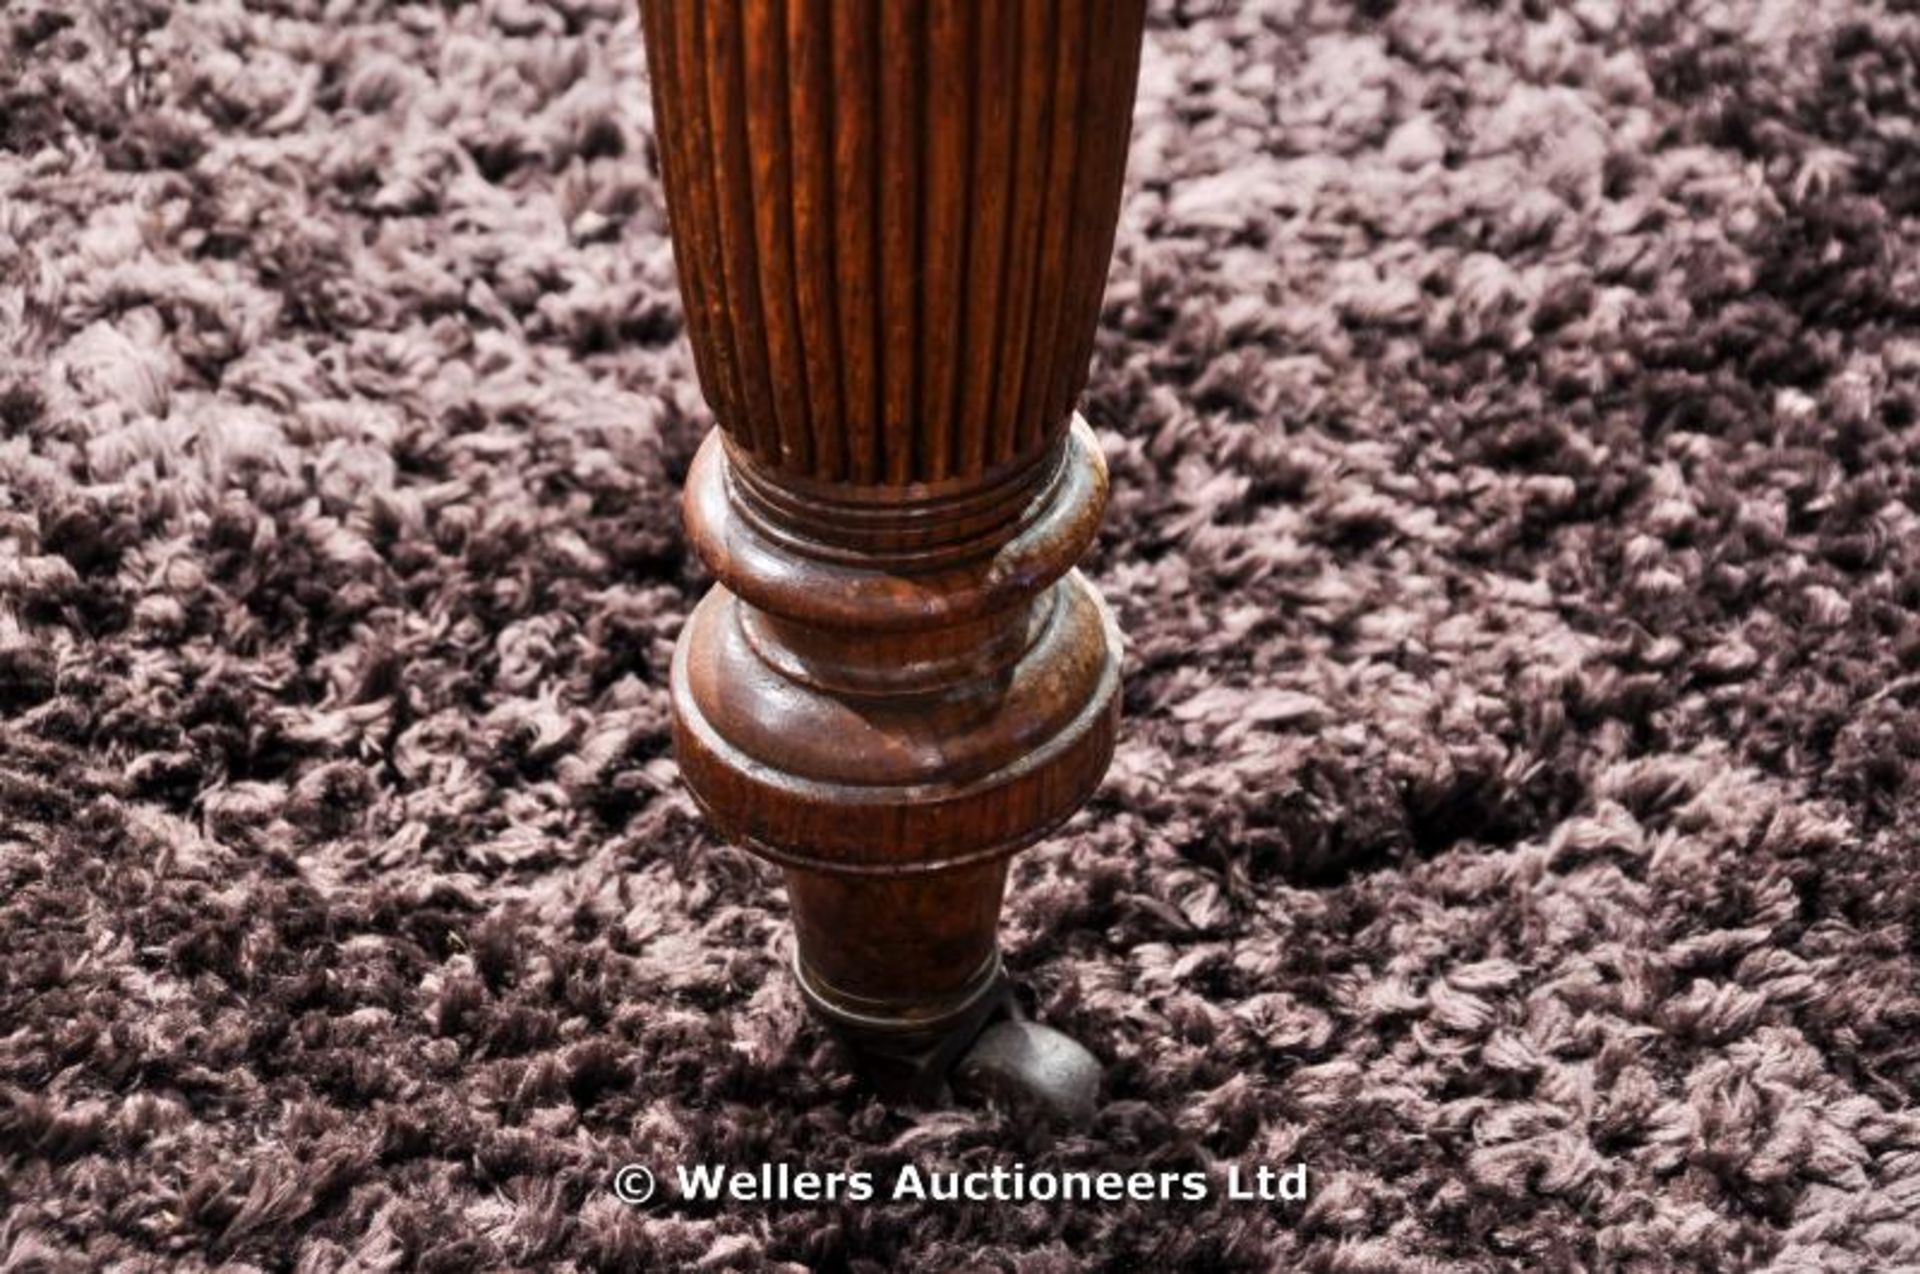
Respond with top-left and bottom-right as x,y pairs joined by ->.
822,971 -> 1104,1127
828,978 -> 1011,1107
953,1013 -> 1102,1129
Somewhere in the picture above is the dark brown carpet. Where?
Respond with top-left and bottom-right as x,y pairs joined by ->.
5,0 -> 1920,1269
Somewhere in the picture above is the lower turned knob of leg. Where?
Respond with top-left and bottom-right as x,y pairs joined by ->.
670,425 -> 1122,1106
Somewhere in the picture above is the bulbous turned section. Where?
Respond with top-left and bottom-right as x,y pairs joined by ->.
640,0 -> 1147,1088
670,419 -> 1122,1050
673,419 -> 1119,869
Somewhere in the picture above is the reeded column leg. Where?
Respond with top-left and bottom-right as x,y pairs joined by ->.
638,0 -> 1147,1116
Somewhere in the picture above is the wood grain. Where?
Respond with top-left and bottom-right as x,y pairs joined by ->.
644,0 -> 1146,484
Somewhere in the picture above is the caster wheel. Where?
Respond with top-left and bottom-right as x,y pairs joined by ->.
953,1017 -> 1102,1128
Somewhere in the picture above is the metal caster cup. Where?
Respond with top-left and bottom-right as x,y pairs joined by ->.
823,966 -> 1103,1129
953,1010 -> 1103,1130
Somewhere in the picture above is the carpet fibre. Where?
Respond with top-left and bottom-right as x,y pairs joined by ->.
6,0 -> 1920,1269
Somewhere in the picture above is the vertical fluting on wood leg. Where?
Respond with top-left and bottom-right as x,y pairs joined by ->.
640,0 -> 1148,1089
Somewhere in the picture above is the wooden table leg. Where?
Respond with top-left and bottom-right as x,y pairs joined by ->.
638,0 -> 1147,1115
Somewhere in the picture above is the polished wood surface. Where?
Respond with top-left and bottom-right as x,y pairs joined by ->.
641,0 -> 1143,483
640,0 -> 1147,1063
